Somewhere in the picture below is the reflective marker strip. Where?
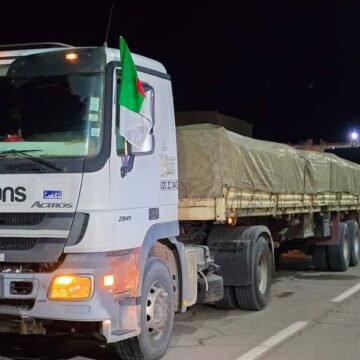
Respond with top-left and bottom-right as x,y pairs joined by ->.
236,321 -> 309,360
331,282 -> 360,303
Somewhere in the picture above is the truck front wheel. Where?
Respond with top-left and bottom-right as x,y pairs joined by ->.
235,237 -> 272,310
115,258 -> 174,360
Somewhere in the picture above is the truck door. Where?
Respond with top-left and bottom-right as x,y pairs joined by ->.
109,67 -> 161,249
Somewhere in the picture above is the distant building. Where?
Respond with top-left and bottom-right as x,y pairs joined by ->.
293,138 -> 352,152
176,111 -> 253,137
293,139 -> 360,163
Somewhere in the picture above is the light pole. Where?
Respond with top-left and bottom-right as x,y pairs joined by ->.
350,131 -> 358,147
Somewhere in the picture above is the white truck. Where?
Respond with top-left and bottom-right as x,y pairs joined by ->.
0,43 -> 359,359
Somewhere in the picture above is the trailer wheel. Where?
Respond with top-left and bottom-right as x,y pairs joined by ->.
114,258 -> 174,360
235,236 -> 272,310
346,220 -> 360,267
214,286 -> 238,310
312,246 -> 329,271
328,222 -> 350,272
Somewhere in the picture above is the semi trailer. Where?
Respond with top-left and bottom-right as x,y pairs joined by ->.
0,42 -> 359,359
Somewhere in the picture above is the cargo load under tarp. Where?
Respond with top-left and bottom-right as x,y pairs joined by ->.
177,124 -> 360,199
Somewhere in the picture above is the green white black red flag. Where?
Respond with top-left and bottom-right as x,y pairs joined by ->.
118,37 -> 152,148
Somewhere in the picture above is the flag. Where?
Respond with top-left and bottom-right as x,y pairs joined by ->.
118,37 -> 152,148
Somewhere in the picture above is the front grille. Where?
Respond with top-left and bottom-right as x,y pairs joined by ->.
0,238 -> 37,250
0,213 -> 46,226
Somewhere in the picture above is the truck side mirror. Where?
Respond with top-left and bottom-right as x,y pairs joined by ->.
131,132 -> 154,155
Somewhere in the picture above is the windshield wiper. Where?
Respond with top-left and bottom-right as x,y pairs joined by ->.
0,149 -> 64,172
0,149 -> 41,154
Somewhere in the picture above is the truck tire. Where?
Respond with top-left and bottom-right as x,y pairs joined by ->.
346,220 -> 360,266
214,286 -> 238,310
197,273 -> 224,304
234,237 -> 272,310
328,222 -> 350,272
312,245 -> 329,271
114,258 -> 174,360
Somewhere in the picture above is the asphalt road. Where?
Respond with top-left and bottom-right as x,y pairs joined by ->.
1,251 -> 360,360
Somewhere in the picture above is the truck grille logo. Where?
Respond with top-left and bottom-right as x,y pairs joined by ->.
0,187 -> 26,203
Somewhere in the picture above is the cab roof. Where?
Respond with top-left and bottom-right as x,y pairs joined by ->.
0,43 -> 167,75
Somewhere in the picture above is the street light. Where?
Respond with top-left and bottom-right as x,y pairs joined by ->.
350,131 -> 358,147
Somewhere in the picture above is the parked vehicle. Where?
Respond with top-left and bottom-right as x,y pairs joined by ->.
0,43 -> 359,359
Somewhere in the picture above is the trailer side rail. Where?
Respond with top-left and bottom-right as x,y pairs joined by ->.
178,187 -> 360,221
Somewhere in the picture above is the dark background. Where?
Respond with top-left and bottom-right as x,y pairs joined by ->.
0,0 -> 359,144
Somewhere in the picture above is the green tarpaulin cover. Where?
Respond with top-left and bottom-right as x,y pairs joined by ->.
177,124 -> 360,198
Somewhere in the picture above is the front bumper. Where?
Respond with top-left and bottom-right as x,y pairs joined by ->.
0,252 -> 141,343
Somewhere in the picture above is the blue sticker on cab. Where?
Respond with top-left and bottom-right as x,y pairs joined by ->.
43,190 -> 62,199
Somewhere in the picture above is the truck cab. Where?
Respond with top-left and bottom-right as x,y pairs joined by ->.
0,43 -> 184,356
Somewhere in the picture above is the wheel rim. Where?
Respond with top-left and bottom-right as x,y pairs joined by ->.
354,234 -> 360,257
257,254 -> 268,295
343,232 -> 349,262
145,281 -> 170,340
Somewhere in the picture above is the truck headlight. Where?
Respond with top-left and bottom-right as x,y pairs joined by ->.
48,275 -> 93,301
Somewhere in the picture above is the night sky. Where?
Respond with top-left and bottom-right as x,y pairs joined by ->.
0,1 -> 359,144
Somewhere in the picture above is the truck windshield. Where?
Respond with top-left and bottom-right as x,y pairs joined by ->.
0,73 -> 103,157
0,48 -> 105,158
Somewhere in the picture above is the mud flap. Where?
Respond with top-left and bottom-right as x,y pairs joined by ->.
208,239 -> 254,286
